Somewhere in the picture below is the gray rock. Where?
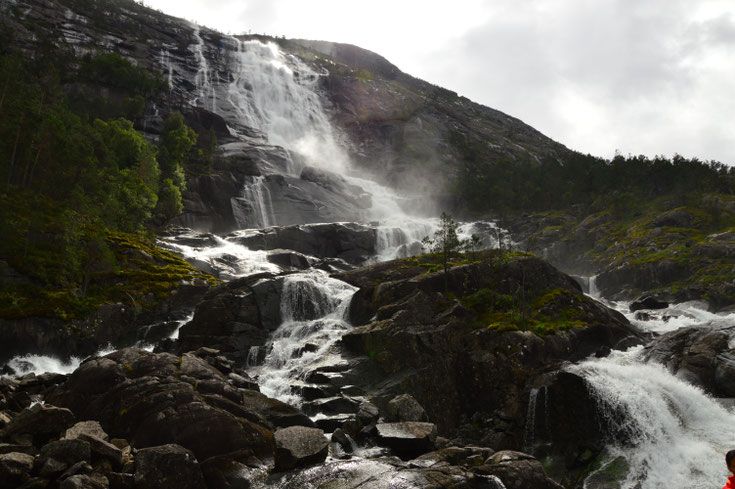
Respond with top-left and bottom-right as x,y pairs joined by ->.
356,401 -> 380,426
375,422 -> 437,458
476,450 -> 563,489
65,421 -> 109,442
4,404 -> 76,443
59,473 -> 109,489
386,394 -> 428,422
0,452 -> 35,489
37,439 -> 92,478
134,444 -> 206,489
78,434 -> 123,471
274,426 -> 329,471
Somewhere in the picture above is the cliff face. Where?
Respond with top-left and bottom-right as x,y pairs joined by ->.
2,0 -> 572,231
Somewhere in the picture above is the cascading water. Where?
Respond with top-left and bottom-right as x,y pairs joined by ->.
252,270 -> 357,406
236,176 -> 277,229
191,25 -> 216,112
226,38 -> 347,176
569,346 -> 735,489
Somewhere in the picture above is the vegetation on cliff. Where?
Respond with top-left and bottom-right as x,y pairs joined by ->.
0,25 -> 211,320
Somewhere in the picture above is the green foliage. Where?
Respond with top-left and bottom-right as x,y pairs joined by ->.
0,48 -> 201,321
78,51 -> 168,96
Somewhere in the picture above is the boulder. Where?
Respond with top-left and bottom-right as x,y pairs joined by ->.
45,349 -> 275,462
274,426 -> 329,471
134,444 -> 206,489
36,439 -> 92,478
78,434 -> 123,471
643,325 -> 734,396
59,473 -> 109,489
65,421 -> 109,441
3,404 -> 76,444
199,450 -> 266,489
0,452 -> 35,489
629,296 -> 669,312
386,394 -> 428,422
476,451 -> 564,489
375,422 -> 437,458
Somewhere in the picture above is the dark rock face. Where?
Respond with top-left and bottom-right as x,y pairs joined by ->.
643,324 -> 735,396
178,274 -> 280,362
45,348 -> 281,462
274,426 -> 329,471
228,222 -> 377,265
337,255 -> 641,447
134,444 -> 206,489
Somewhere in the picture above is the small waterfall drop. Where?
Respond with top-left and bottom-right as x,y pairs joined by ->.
236,176 -> 276,229
253,270 -> 357,406
570,347 -> 735,489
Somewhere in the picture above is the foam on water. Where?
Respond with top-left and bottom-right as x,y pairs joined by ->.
570,347 -> 735,489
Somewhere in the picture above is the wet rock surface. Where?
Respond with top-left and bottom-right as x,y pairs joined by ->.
273,426 -> 329,471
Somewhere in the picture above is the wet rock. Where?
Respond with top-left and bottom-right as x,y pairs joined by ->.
228,222 -> 377,265
274,426 -> 329,471
267,249 -> 313,270
476,450 -> 563,489
134,444 -> 206,489
331,428 -> 354,454
375,422 -> 437,459
629,296 -> 669,312
0,452 -> 35,489
356,401 -> 380,425
199,450 -> 266,489
386,394 -> 428,422
644,325 -> 734,396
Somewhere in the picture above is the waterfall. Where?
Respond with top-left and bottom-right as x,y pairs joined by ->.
226,38 -> 348,176
253,270 -> 357,406
236,176 -> 276,229
159,48 -> 174,89
569,347 -> 735,489
191,25 -> 216,112
588,275 -> 600,298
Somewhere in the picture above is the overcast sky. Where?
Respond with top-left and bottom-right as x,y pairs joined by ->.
143,0 -> 735,165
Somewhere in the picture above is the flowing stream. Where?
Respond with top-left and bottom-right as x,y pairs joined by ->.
567,286 -> 735,489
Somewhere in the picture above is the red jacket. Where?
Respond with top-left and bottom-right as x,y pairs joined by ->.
724,475 -> 735,489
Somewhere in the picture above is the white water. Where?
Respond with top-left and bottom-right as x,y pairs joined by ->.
191,24 -> 216,112
226,38 -> 347,176
252,270 -> 357,406
238,176 -> 277,229
161,234 -> 280,279
5,345 -> 116,377
570,347 -> 735,489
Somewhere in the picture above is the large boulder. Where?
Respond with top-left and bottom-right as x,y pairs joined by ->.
2,404 -> 76,445
476,451 -> 564,489
386,394 -> 428,422
274,426 -> 329,471
0,452 -> 35,489
134,444 -> 206,489
375,422 -> 437,458
643,324 -> 735,396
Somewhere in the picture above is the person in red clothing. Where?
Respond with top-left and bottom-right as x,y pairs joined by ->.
724,450 -> 735,489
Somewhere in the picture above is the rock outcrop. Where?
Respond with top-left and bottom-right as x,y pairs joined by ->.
334,253 -> 641,453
